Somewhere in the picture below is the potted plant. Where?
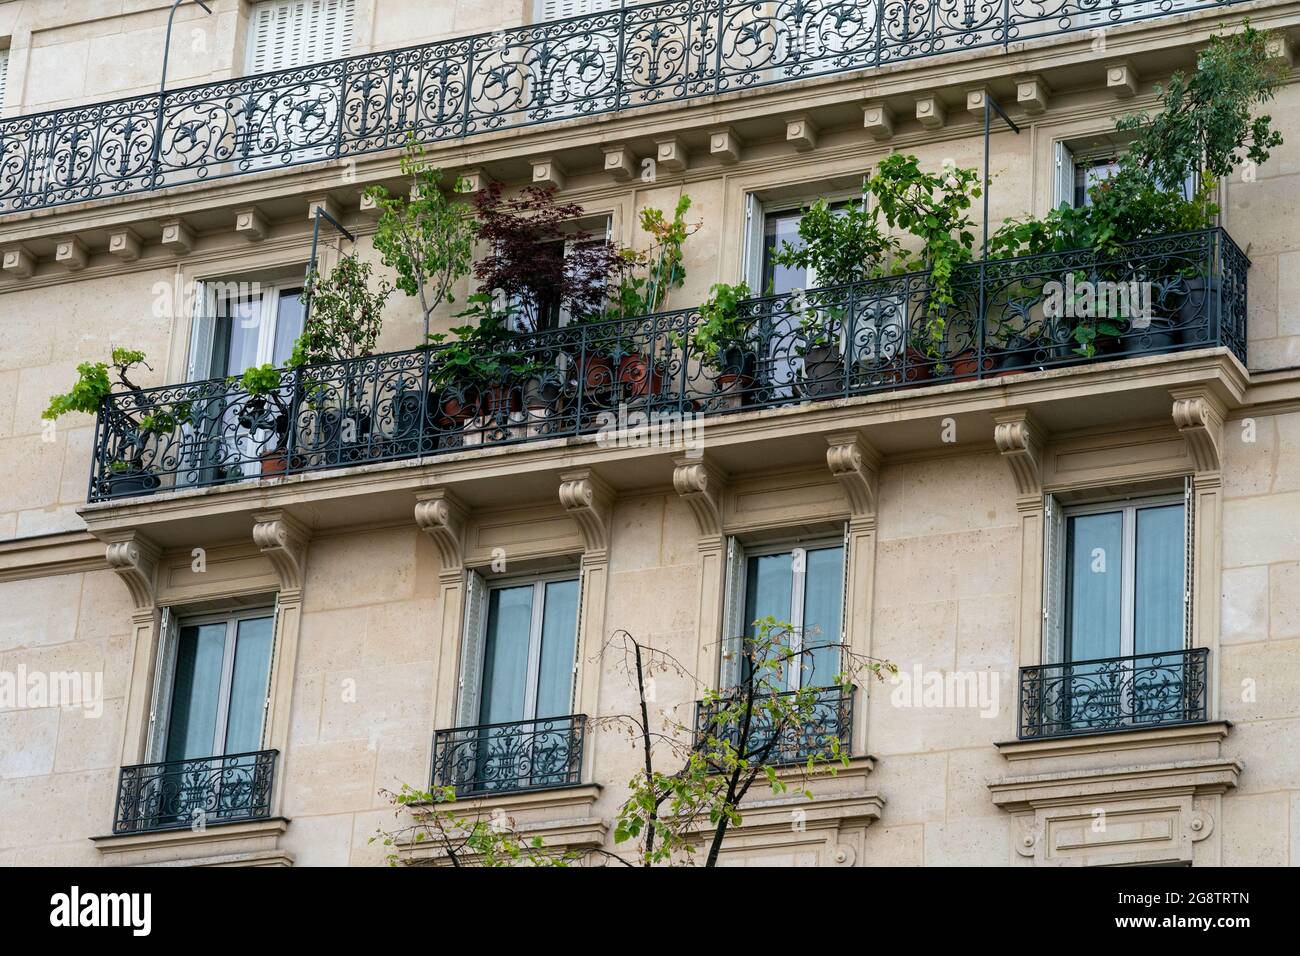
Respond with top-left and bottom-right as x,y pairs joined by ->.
687,281 -> 759,409
293,252 -> 393,460
768,192 -> 906,389
43,349 -> 190,498
867,154 -> 982,379
233,363 -> 294,476
428,297 -> 540,445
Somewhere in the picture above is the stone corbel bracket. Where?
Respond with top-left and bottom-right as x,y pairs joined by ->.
559,469 -> 614,558
251,510 -> 312,596
103,529 -> 161,611
992,410 -> 1043,498
1171,388 -> 1225,474
673,456 -> 725,539
826,431 -> 880,517
415,488 -> 468,580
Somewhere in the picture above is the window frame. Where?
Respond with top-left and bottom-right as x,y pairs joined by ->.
722,531 -> 849,692
459,569 -> 583,728
1046,489 -> 1192,665
150,606 -> 277,763
188,276 -> 306,382
742,191 -> 864,294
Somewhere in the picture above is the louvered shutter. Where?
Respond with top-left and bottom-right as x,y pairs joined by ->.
246,0 -> 356,74
147,608 -> 178,762
455,570 -> 488,727
535,0 -> 623,22
719,538 -> 747,689
1183,476 -> 1196,648
1042,494 -> 1066,664
0,48 -> 10,116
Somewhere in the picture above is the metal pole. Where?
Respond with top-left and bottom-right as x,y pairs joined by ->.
303,204 -> 358,327
153,1 -> 213,188
981,94 -> 1021,378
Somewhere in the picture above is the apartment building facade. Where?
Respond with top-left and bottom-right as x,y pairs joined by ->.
0,0 -> 1297,866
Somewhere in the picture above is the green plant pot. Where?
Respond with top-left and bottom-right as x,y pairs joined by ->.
105,468 -> 160,499
798,345 -> 844,398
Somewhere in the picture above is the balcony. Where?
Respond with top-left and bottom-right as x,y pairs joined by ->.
87,228 -> 1247,502
112,750 -> 278,835
432,715 -> 587,797
1017,648 -> 1210,739
695,685 -> 853,766
0,0 -> 1250,217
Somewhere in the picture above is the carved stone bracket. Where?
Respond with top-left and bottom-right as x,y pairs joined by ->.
1171,388 -> 1225,474
673,456 -> 725,539
102,529 -> 161,611
414,488 -> 468,579
251,510 -> 311,594
559,469 -> 614,557
826,432 -> 880,517
992,410 -> 1043,498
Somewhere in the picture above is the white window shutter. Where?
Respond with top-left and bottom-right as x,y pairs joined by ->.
455,570 -> 488,727
186,281 -> 217,383
246,0 -> 356,75
1041,494 -> 1066,665
535,0 -> 623,22
147,608 -> 178,763
1053,141 -> 1075,210
719,538 -> 747,689
0,49 -> 10,116
742,193 -> 763,290
1183,476 -> 1196,649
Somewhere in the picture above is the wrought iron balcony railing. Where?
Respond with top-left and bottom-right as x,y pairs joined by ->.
695,685 -> 853,765
1018,648 -> 1210,739
112,749 -> 278,834
0,0 -> 1250,216
432,715 -> 587,797
87,228 -> 1246,502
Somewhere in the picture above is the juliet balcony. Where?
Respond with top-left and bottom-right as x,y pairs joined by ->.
1017,648 -> 1210,739
431,715 -> 588,797
111,750 -> 279,835
0,0 -> 1251,217
694,685 -> 855,766
86,227 -> 1246,502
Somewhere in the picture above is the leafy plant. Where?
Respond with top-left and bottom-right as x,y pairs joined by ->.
688,281 -> 754,370
427,295 -> 542,393
867,154 -> 981,356
472,182 -> 619,331
293,253 -> 392,366
366,136 -> 477,340
604,195 -> 700,321
1119,22 -> 1284,193
769,192 -> 900,289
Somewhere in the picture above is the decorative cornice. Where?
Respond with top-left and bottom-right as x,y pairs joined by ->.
825,431 -> 880,517
672,456 -> 725,539
558,468 -> 614,556
251,510 -> 311,594
992,410 -> 1043,498
414,488 -> 468,578
1171,388 -> 1226,473
101,529 -> 161,611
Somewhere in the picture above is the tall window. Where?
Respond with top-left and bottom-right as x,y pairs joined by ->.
1056,496 -> 1187,663
477,577 -> 580,725
245,0 -> 356,74
0,47 -> 10,117
158,610 -> 276,762
189,280 -> 304,381
745,196 -> 854,295
724,538 -> 845,690
1054,140 -> 1196,209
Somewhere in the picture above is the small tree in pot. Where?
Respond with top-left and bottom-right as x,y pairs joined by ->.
689,281 -> 758,409
44,349 -> 192,497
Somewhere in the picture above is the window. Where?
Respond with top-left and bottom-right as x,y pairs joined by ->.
1036,486 -> 1198,734
744,195 -> 856,295
722,536 -> 846,691
245,0 -> 356,74
158,610 -> 276,763
439,572 -> 584,794
503,215 -> 613,333
189,279 -> 304,381
1051,494 -> 1188,663
1054,140 -> 1196,209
